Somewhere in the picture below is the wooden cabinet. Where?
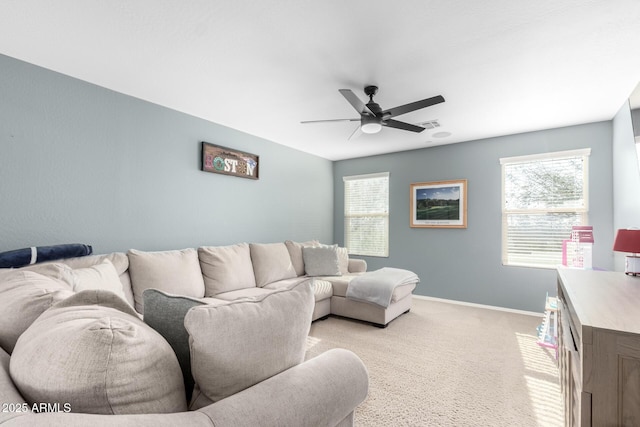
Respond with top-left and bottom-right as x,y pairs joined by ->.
557,269 -> 640,426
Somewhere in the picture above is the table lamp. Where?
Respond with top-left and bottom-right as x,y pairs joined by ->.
613,229 -> 640,276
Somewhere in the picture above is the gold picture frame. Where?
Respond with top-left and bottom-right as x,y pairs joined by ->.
410,179 -> 467,228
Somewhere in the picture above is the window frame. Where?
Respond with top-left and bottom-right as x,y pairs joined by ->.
500,148 -> 590,269
343,171 -> 390,257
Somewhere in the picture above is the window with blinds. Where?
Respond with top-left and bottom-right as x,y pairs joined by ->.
343,172 -> 389,257
500,149 -> 590,268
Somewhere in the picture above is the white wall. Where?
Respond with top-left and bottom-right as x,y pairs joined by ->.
612,102 -> 640,271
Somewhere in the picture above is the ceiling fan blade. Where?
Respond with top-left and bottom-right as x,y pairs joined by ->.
382,95 -> 445,118
339,89 -> 375,116
300,118 -> 360,124
348,124 -> 362,140
383,119 -> 426,133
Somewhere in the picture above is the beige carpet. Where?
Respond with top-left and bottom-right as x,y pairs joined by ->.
305,298 -> 562,427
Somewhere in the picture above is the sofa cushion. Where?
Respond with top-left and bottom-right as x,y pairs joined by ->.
143,289 -> 206,402
313,279 -> 334,302
250,243 -> 297,287
302,245 -> 341,276
0,347 -> 29,423
0,270 -> 74,354
337,247 -> 349,275
262,276 -> 311,291
198,243 -> 256,296
185,282 -> 314,408
325,275 -> 360,298
213,287 -> 277,301
55,252 -> 134,307
284,240 -> 319,276
0,262 -> 72,286
10,290 -> 187,415
55,252 -> 129,272
128,248 -> 205,313
65,259 -> 128,302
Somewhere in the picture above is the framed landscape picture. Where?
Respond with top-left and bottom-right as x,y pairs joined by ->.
410,180 -> 467,228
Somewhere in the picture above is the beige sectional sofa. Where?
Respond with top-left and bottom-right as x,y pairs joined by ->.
117,240 -> 413,327
0,239 -> 415,426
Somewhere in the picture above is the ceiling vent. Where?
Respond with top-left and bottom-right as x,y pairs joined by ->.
417,120 -> 440,129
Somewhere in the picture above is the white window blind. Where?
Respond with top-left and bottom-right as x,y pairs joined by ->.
343,172 -> 389,257
500,149 -> 590,268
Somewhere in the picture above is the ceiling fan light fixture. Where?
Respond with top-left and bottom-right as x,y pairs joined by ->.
361,122 -> 382,134
361,115 -> 382,134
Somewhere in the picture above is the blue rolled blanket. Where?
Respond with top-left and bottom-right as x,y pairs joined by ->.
0,244 -> 93,268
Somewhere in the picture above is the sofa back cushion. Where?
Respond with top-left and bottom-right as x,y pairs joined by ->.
0,262 -> 71,284
9,290 -> 187,415
128,248 -> 205,314
198,243 -> 256,296
250,243 -> 297,287
56,252 -> 134,307
337,247 -> 350,275
0,270 -> 74,354
2,254 -> 135,308
284,240 -> 319,276
185,281 -> 314,408
65,259 -> 128,302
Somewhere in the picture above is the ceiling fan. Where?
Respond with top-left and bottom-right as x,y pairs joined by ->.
301,86 -> 445,138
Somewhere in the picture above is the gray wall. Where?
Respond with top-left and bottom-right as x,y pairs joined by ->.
334,123 -> 614,312
2,52 -> 623,313
0,54 -> 333,254
612,102 -> 640,271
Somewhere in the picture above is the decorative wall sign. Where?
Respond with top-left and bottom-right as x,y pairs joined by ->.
201,142 -> 259,180
410,179 -> 467,228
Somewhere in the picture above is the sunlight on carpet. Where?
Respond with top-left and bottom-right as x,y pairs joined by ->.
516,333 -> 563,426
306,298 -> 564,426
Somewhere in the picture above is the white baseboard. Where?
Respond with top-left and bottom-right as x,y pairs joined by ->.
412,294 -> 542,317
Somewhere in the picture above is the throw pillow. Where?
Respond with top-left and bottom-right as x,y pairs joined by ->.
198,243 -> 257,296
185,282 -> 314,408
0,270 -> 74,354
10,290 -> 187,415
284,240 -> 319,276
249,242 -> 297,287
302,245 -> 341,276
65,259 -> 128,302
128,248 -> 205,314
143,288 -> 206,402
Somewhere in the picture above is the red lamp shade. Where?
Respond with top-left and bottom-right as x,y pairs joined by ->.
613,229 -> 640,254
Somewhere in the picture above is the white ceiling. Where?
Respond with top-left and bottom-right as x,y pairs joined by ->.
1,1 -> 640,160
